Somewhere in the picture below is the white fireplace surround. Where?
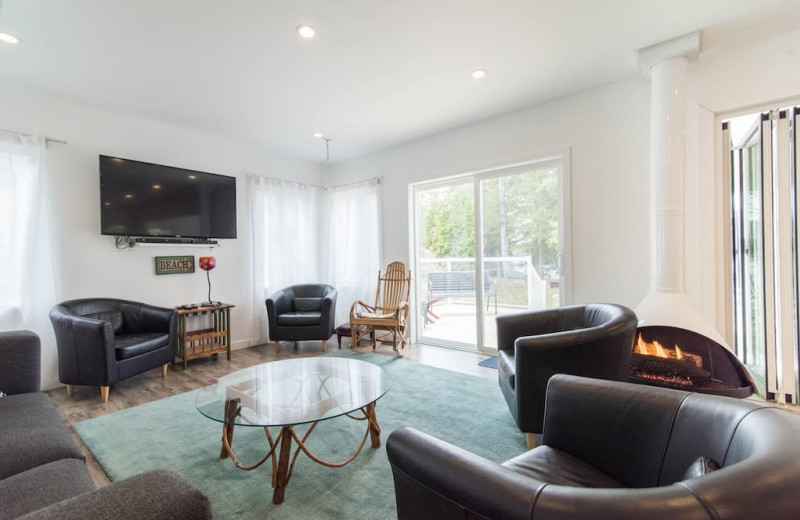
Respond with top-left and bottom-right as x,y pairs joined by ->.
635,32 -> 729,349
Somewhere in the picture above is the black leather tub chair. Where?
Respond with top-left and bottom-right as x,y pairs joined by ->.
496,303 -> 638,447
387,374 -> 800,520
50,298 -> 177,402
265,283 -> 337,354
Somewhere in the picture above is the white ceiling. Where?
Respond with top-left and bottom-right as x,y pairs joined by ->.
1,0 -> 798,164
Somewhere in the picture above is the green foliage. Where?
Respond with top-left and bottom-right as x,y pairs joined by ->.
420,184 -> 475,258
482,168 -> 559,277
419,166 -> 559,278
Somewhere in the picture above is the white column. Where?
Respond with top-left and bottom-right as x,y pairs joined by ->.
633,32 -> 730,348
649,56 -> 688,293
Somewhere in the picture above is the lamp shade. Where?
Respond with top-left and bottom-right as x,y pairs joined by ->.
199,256 -> 216,271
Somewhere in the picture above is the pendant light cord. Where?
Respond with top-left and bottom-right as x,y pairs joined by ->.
324,137 -> 332,165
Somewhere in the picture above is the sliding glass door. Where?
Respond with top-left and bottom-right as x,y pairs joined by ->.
725,107 -> 799,404
412,157 -> 569,352
479,163 -> 563,348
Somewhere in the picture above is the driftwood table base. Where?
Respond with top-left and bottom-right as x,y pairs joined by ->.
219,398 -> 382,504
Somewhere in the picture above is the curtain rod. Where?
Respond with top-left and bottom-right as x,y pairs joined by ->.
248,174 -> 382,190
329,176 -> 383,190
0,128 -> 68,145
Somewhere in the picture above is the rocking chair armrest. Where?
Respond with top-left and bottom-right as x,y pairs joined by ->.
350,300 -> 375,318
395,301 -> 410,323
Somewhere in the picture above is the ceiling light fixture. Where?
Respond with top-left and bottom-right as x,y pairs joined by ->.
471,69 -> 487,79
0,1 -> 20,44
296,24 -> 316,39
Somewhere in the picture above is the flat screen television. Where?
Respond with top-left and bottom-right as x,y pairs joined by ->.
99,155 -> 237,239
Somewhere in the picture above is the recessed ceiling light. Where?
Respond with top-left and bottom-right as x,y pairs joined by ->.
312,132 -> 323,138
296,24 -> 316,39
471,69 -> 487,80
0,32 -> 20,44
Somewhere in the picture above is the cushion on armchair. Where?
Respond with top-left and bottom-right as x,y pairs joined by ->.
293,297 -> 323,312
114,332 -> 172,360
502,445 -> 625,488
277,312 -> 322,326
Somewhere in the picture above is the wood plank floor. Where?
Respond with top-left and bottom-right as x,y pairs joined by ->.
46,340 -> 496,487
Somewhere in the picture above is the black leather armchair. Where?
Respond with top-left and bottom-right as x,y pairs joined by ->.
497,303 -> 638,447
387,374 -> 800,520
50,298 -> 177,402
265,283 -> 337,353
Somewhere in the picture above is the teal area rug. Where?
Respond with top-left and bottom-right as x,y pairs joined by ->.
74,351 -> 525,519
479,356 -> 498,369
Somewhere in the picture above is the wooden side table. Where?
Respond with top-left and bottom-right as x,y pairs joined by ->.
176,303 -> 234,369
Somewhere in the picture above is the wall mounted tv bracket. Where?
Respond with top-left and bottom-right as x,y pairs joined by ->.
127,237 -> 219,246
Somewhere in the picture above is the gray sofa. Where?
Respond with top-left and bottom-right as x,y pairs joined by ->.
0,330 -> 212,520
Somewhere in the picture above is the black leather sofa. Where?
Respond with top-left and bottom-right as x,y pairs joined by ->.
0,330 -> 211,520
265,283 -> 337,353
497,303 -> 638,446
50,298 -> 177,402
387,374 -> 800,520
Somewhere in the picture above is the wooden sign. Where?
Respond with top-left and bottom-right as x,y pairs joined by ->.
155,256 -> 195,275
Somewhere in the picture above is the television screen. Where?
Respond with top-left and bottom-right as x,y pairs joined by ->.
100,155 -> 237,239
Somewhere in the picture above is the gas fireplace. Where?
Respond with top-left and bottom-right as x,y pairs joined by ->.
628,326 -> 755,398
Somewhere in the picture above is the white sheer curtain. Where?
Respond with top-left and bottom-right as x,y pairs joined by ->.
249,175 -> 382,343
248,175 -> 324,343
325,179 -> 382,322
0,131 -> 57,367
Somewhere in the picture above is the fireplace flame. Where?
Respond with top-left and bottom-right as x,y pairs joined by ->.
634,334 -> 700,367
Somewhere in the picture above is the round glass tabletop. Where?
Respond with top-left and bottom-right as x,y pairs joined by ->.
195,357 -> 390,427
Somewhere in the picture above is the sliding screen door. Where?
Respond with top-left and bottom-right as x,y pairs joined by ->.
412,156 -> 569,352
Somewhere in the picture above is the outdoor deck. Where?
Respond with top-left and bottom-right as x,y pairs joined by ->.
417,300 -> 523,349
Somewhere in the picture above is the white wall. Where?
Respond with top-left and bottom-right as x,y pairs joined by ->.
329,78 -> 653,310
0,81 -> 325,389
329,23 -> 800,347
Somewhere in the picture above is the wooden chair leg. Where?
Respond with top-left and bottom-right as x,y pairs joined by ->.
162,363 -> 168,378
66,384 -> 73,396
526,433 -> 537,449
100,386 -> 110,403
322,339 -> 327,352
275,340 -> 280,354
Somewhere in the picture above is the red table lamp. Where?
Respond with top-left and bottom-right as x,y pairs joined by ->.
199,256 -> 217,305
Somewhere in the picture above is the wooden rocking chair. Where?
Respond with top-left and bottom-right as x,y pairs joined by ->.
350,261 -> 412,356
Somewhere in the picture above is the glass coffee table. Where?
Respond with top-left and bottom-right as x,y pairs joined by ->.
195,357 -> 389,504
